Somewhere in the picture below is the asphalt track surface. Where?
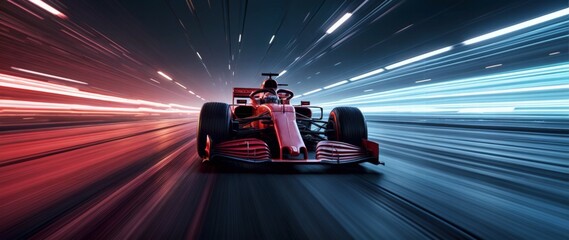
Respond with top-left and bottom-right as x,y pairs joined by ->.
1,117 -> 568,239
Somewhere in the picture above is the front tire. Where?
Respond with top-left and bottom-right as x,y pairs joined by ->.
197,102 -> 231,158
326,107 -> 368,147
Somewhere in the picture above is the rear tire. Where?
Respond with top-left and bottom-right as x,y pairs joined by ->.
326,107 -> 368,147
197,102 -> 232,158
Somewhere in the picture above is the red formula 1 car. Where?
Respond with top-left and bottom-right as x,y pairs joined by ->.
197,73 -> 382,165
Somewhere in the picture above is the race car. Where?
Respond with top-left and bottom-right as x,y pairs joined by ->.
196,73 -> 382,165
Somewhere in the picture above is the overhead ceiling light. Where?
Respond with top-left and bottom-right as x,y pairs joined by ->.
304,88 -> 322,95
269,35 -> 275,44
323,80 -> 348,89
326,13 -> 352,34
463,7 -> 569,45
157,71 -> 173,81
385,46 -> 453,70
349,68 -> 384,81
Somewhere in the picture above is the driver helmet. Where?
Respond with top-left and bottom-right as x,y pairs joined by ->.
261,79 -> 278,90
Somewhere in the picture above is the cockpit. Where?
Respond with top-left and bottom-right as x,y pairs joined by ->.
257,78 -> 280,104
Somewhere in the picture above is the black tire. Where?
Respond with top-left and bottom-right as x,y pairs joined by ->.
326,107 -> 368,147
197,102 -> 232,158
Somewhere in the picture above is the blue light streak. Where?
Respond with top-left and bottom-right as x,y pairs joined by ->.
321,63 -> 569,116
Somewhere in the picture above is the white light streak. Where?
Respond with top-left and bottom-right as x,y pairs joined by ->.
485,64 -> 503,69
196,52 -> 202,60
238,34 -> 242,43
549,51 -> 560,55
364,89 -> 373,92
323,80 -> 348,89
269,35 -> 275,44
326,13 -> 352,34
149,78 -> 160,84
458,107 -> 515,113
353,1 -> 368,13
463,7 -> 569,45
29,0 -> 67,19
415,79 -> 431,83
174,82 -> 187,89
304,88 -> 322,96
157,71 -> 173,81
189,90 -> 195,95
11,67 -> 88,85
168,103 -> 199,110
349,68 -> 385,81
279,70 -> 287,76
385,46 -> 453,70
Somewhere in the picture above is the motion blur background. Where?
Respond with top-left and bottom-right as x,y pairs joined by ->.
1,0 -> 568,239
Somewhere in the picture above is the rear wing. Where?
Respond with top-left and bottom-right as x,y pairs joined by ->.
233,87 -> 258,105
233,87 -> 258,98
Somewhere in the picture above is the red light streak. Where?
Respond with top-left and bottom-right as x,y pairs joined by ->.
0,100 -> 198,114
8,0 -> 44,20
11,67 -> 88,85
88,27 -> 131,54
0,73 -> 199,116
60,25 -> 119,56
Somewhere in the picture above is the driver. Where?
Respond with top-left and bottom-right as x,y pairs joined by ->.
259,78 -> 279,104
263,94 -> 279,104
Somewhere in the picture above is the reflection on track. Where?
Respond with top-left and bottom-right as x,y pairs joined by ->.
1,117 -> 567,238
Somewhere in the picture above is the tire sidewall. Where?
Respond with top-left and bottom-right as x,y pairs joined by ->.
327,107 -> 367,147
197,102 -> 231,157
